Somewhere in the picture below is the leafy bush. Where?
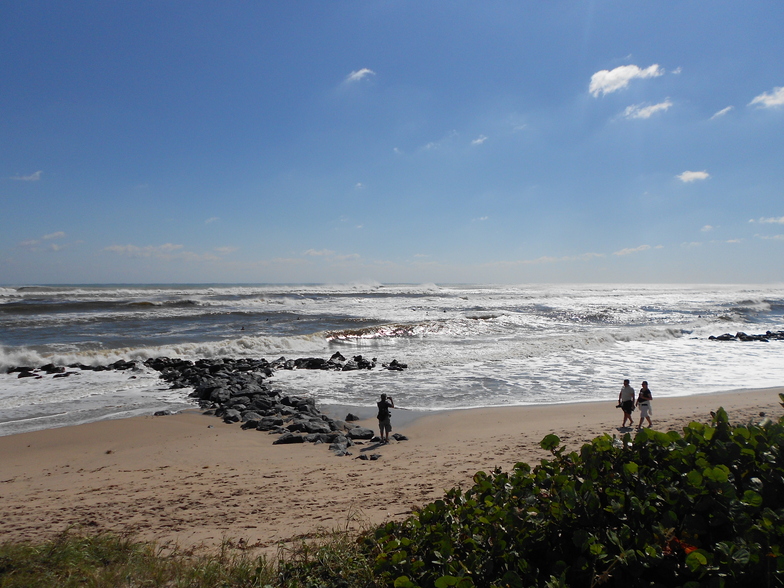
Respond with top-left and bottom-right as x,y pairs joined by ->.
371,403 -> 784,587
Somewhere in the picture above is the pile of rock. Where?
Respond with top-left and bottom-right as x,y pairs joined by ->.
142,354 -> 408,457
708,330 -> 784,342
4,353 -> 410,457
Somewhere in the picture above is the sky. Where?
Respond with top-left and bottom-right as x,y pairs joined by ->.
1,1 -> 783,285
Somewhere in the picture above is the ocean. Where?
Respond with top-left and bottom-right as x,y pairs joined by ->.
1,283 -> 783,436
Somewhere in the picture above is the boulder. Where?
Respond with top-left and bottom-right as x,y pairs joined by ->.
346,427 -> 375,440
222,409 -> 241,423
273,432 -> 304,445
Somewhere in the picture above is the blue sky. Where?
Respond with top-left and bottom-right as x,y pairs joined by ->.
2,1 -> 783,285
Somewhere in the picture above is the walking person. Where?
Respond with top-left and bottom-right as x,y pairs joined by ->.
377,393 -> 395,443
636,381 -> 653,429
618,379 -> 635,428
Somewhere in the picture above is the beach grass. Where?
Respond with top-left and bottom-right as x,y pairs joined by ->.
0,528 -> 382,588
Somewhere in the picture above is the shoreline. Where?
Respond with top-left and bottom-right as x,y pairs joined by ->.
0,386 -> 781,556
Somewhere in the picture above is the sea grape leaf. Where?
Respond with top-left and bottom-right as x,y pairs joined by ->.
540,434 -> 560,452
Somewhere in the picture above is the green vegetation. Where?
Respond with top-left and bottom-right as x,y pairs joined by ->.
3,398 -> 784,587
373,402 -> 784,587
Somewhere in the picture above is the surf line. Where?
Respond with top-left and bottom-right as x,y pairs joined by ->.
0,412 -> 69,424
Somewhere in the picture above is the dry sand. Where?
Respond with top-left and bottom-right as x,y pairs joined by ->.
1,387 -> 781,556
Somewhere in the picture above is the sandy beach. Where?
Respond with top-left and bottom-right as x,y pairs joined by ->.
1,387 -> 782,556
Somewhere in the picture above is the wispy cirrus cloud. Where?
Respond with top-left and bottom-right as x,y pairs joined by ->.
613,244 -> 651,256
621,99 -> 673,119
304,249 -> 335,257
677,170 -> 710,183
105,243 -> 184,258
17,231 -> 67,252
345,68 -> 375,83
711,106 -> 734,119
589,64 -> 664,97
749,86 -> 784,108
10,170 -> 42,181
104,243 -> 220,262
471,135 -> 488,145
749,216 -> 784,224
701,225 -> 715,232
488,252 -> 605,267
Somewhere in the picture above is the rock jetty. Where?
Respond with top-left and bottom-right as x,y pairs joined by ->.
5,352 -> 410,457
708,330 -> 784,342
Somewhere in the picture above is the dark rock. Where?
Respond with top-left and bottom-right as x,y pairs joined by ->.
345,413 -> 360,421
154,410 -> 174,416
347,427 -> 375,440
273,432 -> 305,444
391,433 -> 409,441
41,363 -> 65,374
210,388 -> 231,404
223,409 -> 241,423
342,361 -> 359,371
256,417 -> 284,431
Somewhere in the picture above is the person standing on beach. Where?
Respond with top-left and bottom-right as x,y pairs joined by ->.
636,381 -> 653,429
377,393 -> 395,443
618,379 -> 635,428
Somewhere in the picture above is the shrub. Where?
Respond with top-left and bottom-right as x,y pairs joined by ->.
371,403 -> 784,587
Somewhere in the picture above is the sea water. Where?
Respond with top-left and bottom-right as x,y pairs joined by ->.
1,283 -> 783,436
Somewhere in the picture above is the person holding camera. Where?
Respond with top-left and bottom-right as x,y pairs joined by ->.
377,393 -> 395,443
618,379 -> 635,428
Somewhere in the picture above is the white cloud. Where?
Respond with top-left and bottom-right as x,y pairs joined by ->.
355,182 -> 365,189
214,246 -> 238,255
471,135 -> 488,145
420,130 -> 459,151
472,216 -> 489,222
756,234 -> 784,241
701,225 -> 714,232
11,170 -> 42,181
613,244 -> 651,256
304,249 -> 335,257
42,231 -> 66,240
749,86 -> 784,108
589,64 -> 664,97
753,216 -> 784,224
671,67 -> 682,74
726,239 -> 742,243
677,170 -> 710,183
104,243 -> 186,259
682,242 -> 703,248
622,99 -> 673,119
345,68 -> 375,83
710,106 -> 734,119
205,217 -> 219,224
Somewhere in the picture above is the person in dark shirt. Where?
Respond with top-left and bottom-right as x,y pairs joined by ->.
377,393 -> 395,443
636,381 -> 653,429
618,379 -> 635,428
